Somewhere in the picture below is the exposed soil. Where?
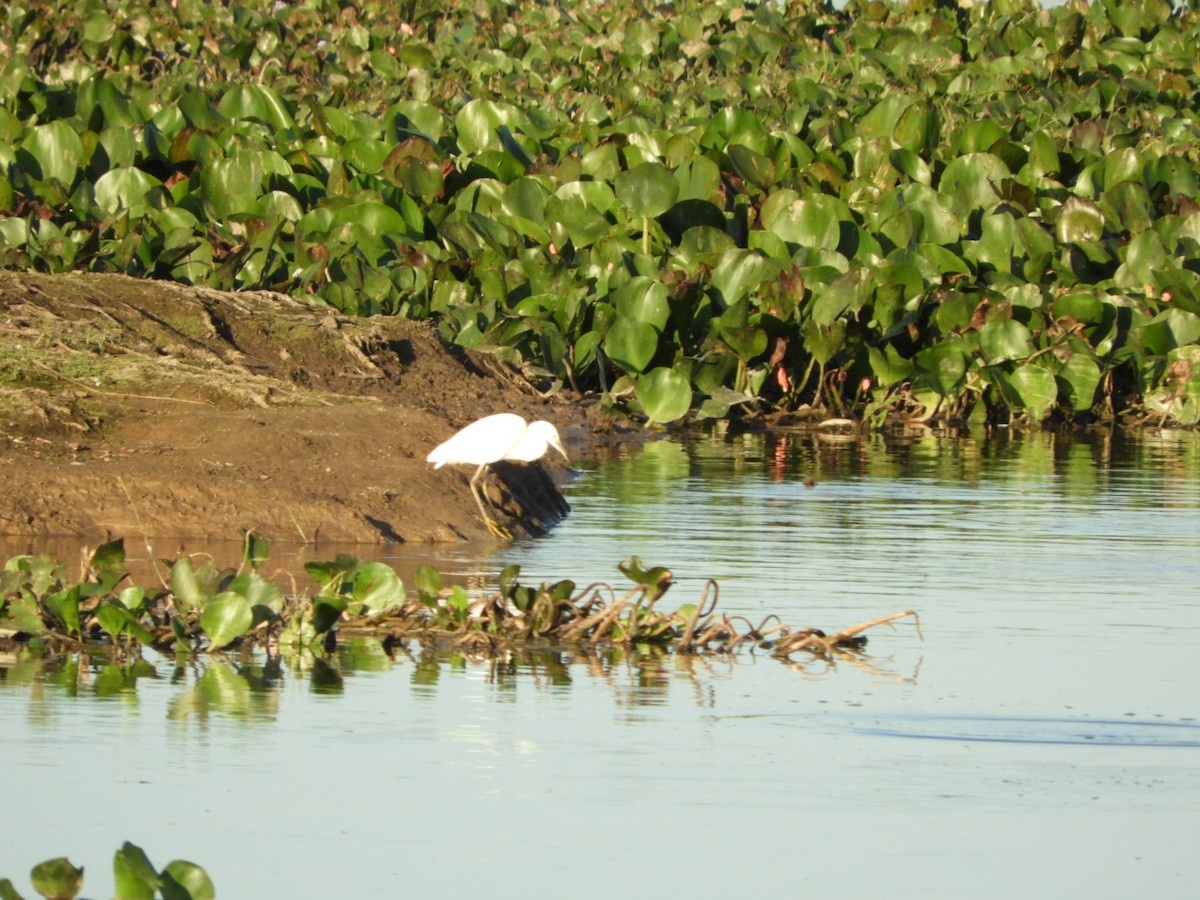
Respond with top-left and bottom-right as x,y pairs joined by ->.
0,271 -> 621,545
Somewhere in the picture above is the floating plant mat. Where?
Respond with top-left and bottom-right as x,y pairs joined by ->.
0,535 -> 919,666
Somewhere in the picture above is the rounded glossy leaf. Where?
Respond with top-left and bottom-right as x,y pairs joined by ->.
201,155 -> 265,219
893,100 -> 939,156
867,344 -> 914,386
939,152 -> 1007,219
761,190 -> 842,249
980,319 -> 1033,363
615,161 -> 679,219
893,185 -> 961,244
332,201 -> 408,238
954,120 -> 1007,155
502,177 -> 551,223
93,167 -> 163,214
79,76 -> 141,129
350,562 -> 404,613
858,94 -> 913,140
800,319 -> 846,366
1053,292 -> 1105,324
1145,154 -> 1198,196
1010,364 -> 1058,421
161,860 -> 216,900
455,99 -> 526,155
604,317 -> 659,374
31,857 -> 84,900
254,190 -> 304,222
888,148 -> 932,185
1055,196 -> 1105,243
114,840 -> 160,900
1115,231 -> 1170,288
710,248 -> 779,307
20,121 -> 85,184
545,193 -> 610,248
674,155 -> 722,202
200,591 -> 254,649
1057,352 -> 1101,410
612,277 -> 670,330
387,100 -> 444,141
226,571 -> 284,620
218,84 -> 294,130
637,367 -> 692,423
727,144 -> 776,191
1102,180 -> 1153,234
1141,309 -> 1200,356
341,139 -> 391,174
915,340 -> 967,395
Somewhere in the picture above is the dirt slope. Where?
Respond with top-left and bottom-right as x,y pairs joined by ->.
0,271 -> 610,544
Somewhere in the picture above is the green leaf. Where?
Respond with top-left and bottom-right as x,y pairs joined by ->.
914,340 -> 967,395
545,191 -> 610,248
217,84 -> 294,130
637,367 -> 692,423
29,858 -> 83,900
611,277 -> 670,330
938,152 -> 1007,219
20,121 -> 84,185
1057,352 -> 1101,411
413,565 -> 442,605
727,144 -> 776,191
893,100 -> 939,156
113,842 -> 159,900
170,557 -> 205,614
95,602 -> 156,646
199,591 -> 254,650
979,319 -> 1033,363
200,155 -> 265,219
455,99 -> 526,155
614,161 -> 679,219
1053,292 -> 1105,324
44,586 -> 82,635
710,249 -> 778,307
867,344 -> 914,386
89,538 -> 125,573
1010,364 -> 1058,421
331,201 -> 407,238
760,190 -> 843,249
350,562 -> 404,614
160,861 -> 215,900
604,317 -> 659,374
240,529 -> 270,570
225,572 -> 283,621
93,167 -> 163,215
1055,196 -> 1105,243
1141,309 -> 1200,356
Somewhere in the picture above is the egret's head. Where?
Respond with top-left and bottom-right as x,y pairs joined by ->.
529,420 -> 569,463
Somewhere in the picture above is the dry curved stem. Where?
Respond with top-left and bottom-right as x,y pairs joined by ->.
675,579 -> 719,652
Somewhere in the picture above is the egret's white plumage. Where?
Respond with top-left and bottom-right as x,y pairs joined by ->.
427,413 -> 568,537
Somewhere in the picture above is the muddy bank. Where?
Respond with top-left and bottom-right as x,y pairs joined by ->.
0,272 -> 622,544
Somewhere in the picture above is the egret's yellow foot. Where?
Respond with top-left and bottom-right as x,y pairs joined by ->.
483,517 -> 513,540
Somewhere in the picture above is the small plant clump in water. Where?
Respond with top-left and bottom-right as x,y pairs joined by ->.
0,534 -> 920,665
1,841 -> 213,900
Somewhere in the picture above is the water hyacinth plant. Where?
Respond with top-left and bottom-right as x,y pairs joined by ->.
0,841 -> 213,900
0,0 -> 1197,426
0,536 -> 919,663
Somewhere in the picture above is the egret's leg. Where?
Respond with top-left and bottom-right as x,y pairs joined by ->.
469,464 -> 512,540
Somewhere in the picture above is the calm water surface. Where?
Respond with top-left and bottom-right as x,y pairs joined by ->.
2,427 -> 1199,897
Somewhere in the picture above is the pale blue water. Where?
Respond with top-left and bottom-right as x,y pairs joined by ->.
2,428 -> 1198,897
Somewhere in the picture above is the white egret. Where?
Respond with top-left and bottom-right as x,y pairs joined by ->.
426,413 -> 569,538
